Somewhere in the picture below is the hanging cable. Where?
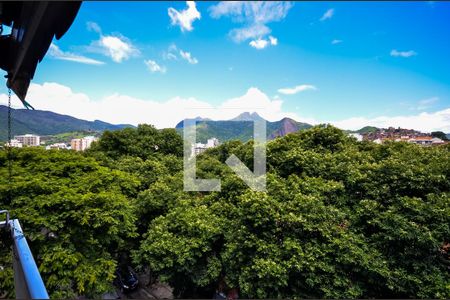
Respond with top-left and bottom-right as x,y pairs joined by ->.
7,88 -> 12,205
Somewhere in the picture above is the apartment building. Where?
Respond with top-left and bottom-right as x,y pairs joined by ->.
70,136 -> 97,151
408,137 -> 445,146
14,134 -> 40,146
45,143 -> 69,150
5,139 -> 23,148
206,137 -> 220,148
349,133 -> 363,141
191,137 -> 220,156
373,136 -> 446,146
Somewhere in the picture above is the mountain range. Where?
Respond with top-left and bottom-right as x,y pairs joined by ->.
0,105 -> 133,141
176,112 -> 312,143
1,105 -> 446,143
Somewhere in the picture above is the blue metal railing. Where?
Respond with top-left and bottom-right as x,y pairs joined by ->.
1,210 -> 49,299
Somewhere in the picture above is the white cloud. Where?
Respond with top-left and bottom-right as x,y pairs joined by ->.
331,39 -> 342,45
48,43 -> 105,65
0,82 -> 304,128
249,38 -> 269,49
86,21 -> 102,34
269,36 -> 278,46
179,50 -> 198,64
419,97 -> 438,105
230,23 -> 271,43
97,35 -> 139,63
163,44 -> 199,64
320,8 -> 334,21
209,1 -> 246,18
209,1 -> 292,23
209,1 -> 292,47
213,87 -> 302,122
249,35 -> 278,49
165,52 -> 178,60
2,82 -> 448,133
144,60 -> 167,73
416,97 -> 439,111
278,84 -> 317,95
331,108 -> 450,133
162,44 -> 179,60
168,1 -> 201,32
0,82 -> 92,114
390,49 -> 417,58
86,22 -> 140,63
0,92 -> 24,109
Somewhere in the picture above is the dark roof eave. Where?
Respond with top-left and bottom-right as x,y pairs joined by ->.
0,1 -> 82,103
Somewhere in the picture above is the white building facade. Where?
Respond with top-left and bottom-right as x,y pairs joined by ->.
5,139 -> 23,148
191,137 -> 220,157
46,143 -> 69,150
14,134 -> 40,146
349,133 -> 363,142
70,136 -> 97,151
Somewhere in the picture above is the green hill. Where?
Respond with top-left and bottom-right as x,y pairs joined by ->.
0,105 -> 133,141
356,126 -> 379,134
176,112 -> 312,142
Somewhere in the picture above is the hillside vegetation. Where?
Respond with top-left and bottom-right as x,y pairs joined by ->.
0,124 -> 449,298
176,113 -> 312,143
0,105 -> 132,141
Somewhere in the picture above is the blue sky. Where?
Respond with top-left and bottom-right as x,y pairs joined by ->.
1,1 -> 450,132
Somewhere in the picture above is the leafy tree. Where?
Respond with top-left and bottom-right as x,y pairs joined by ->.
132,125 -> 450,299
0,148 -> 139,298
88,124 -> 183,160
431,131 -> 449,140
1,125 -> 449,299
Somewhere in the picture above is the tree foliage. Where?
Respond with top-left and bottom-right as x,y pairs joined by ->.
431,131 -> 449,141
133,125 -> 450,298
0,148 -> 139,298
1,125 -> 449,298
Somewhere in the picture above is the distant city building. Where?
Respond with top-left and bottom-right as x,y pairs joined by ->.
431,137 -> 445,145
408,136 -> 444,146
14,134 -> 40,146
362,127 -> 426,142
370,135 -> 446,146
361,127 -> 448,146
46,143 -> 69,150
373,138 -> 383,144
349,133 -> 363,142
191,137 -> 220,156
70,136 -> 97,151
206,137 -> 220,148
70,139 -> 83,151
408,136 -> 433,146
192,142 -> 207,156
5,139 -> 23,148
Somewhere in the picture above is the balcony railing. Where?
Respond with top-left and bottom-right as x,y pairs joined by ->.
0,210 -> 49,299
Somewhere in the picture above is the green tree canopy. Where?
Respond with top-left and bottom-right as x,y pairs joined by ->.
431,131 -> 449,141
0,148 -> 139,298
1,125 -> 449,299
